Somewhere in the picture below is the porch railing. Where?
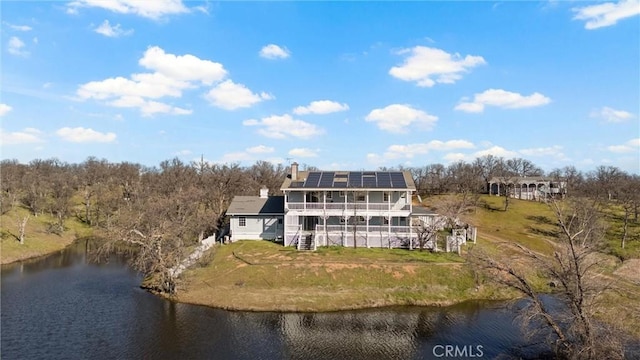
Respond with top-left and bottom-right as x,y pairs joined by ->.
285,202 -> 410,211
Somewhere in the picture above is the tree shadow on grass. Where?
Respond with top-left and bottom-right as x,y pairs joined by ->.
478,199 -> 504,212
526,215 -> 555,225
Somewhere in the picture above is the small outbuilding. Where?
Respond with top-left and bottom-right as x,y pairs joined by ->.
227,186 -> 284,242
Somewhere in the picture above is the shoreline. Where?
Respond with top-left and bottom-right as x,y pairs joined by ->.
1,236 -> 77,265
166,292 -> 513,313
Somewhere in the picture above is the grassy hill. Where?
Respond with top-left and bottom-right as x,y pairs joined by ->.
459,195 -> 640,260
0,207 -> 92,264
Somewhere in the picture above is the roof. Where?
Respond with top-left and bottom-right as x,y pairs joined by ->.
411,206 -> 439,216
281,171 -> 416,191
226,196 -> 284,216
488,176 -> 566,184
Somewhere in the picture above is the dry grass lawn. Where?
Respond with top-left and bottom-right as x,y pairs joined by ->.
1,207 -> 92,264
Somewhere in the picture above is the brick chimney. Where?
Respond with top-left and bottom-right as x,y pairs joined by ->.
291,162 -> 299,181
259,185 -> 269,198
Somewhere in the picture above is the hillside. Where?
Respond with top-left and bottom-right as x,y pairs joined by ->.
456,195 -> 640,338
0,207 -> 92,264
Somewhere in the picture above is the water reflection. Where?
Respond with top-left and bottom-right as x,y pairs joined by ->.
2,241 -> 635,360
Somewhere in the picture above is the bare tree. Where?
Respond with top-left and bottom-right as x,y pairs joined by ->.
436,193 -> 475,229
412,216 -> 445,251
18,215 -> 29,244
469,198 -> 625,359
473,155 -> 501,193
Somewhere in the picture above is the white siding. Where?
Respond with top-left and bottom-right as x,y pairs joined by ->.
230,215 -> 283,241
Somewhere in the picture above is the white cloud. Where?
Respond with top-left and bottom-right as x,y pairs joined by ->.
139,46 -> 226,85
0,103 -> 12,116
0,128 -> 44,145
365,104 -> 438,133
573,0 -> 640,30
519,145 -> 569,161
366,153 -> 384,165
259,44 -> 291,59
472,145 -> 518,158
67,0 -> 189,20
94,20 -> 133,37
383,140 -> 475,159
217,145 -> 276,163
519,145 -> 564,157
219,151 -> 253,163
590,106 -> 635,123
293,100 -> 349,115
389,46 -> 486,87
243,114 -> 324,139
4,22 -> 32,31
246,145 -> 275,154
607,138 -> 640,153
77,46 -> 224,115
175,149 -> 192,156
204,80 -> 272,110
455,89 -> 551,113
109,96 -> 192,116
8,36 -> 28,56
55,127 -> 117,143
289,148 -> 319,158
78,73 -> 190,100
443,153 -> 467,163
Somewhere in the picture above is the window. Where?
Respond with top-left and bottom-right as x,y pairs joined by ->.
326,192 -> 333,200
239,217 -> 246,227
383,192 -> 389,202
278,218 -> 283,225
339,191 -> 345,197
383,217 -> 389,225
357,194 -> 365,202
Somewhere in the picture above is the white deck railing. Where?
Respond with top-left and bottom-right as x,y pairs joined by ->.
317,225 -> 412,234
285,202 -> 410,211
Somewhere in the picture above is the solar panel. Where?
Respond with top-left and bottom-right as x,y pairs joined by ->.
333,181 -> 347,188
390,172 -> 407,188
362,175 -> 377,188
363,171 -> 376,176
376,172 -> 392,188
348,172 -> 362,188
304,172 -> 321,188
318,172 -> 335,187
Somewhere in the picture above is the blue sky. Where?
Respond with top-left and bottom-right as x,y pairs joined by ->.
1,0 -> 639,173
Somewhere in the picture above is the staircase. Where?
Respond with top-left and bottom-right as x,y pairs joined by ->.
298,234 -> 314,251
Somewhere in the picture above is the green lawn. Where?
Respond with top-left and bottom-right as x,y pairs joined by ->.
178,240 -> 512,312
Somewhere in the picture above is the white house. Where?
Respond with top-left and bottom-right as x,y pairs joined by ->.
281,163 -> 419,250
227,186 -> 284,242
488,176 -> 567,201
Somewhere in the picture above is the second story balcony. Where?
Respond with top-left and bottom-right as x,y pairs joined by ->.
285,201 -> 411,212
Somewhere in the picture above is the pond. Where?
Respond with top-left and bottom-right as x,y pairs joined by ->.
0,241 -> 592,359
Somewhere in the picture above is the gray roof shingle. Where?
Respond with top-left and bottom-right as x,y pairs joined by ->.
226,196 -> 284,215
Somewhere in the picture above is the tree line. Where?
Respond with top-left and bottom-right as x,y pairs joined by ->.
1,155 -> 638,291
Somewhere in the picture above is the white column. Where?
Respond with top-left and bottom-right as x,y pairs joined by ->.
344,192 -> 348,246
388,216 -> 392,249
323,191 -> 327,211
365,192 -> 369,247
366,215 -> 370,248
409,219 -> 413,250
